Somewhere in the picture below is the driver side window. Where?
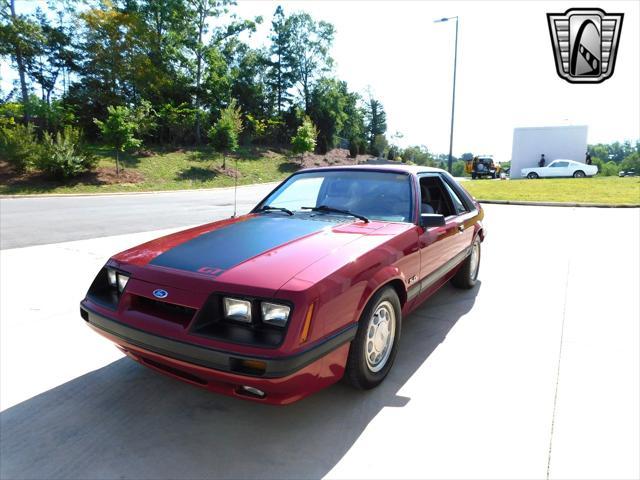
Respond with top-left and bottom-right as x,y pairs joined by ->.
442,181 -> 467,215
419,175 -> 467,217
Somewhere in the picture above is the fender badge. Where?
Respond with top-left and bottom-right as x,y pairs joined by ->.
407,275 -> 417,285
153,289 -> 168,299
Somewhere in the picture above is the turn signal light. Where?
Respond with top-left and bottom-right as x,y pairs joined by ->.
230,358 -> 267,375
300,303 -> 315,343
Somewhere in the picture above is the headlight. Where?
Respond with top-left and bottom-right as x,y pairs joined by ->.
223,297 -> 252,323
107,268 -> 117,287
107,267 -> 129,293
261,302 -> 290,327
117,273 -> 129,293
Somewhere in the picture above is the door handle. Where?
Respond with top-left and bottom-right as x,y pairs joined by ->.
458,224 -> 465,233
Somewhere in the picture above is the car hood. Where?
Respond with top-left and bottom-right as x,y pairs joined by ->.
112,213 -> 405,294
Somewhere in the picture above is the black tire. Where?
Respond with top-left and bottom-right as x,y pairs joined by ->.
492,172 -> 497,179
573,170 -> 585,178
471,172 -> 477,180
451,238 -> 481,289
345,286 -> 402,390
527,172 -> 539,179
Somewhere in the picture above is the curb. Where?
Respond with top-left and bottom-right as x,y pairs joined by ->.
477,199 -> 640,208
0,182 -> 280,200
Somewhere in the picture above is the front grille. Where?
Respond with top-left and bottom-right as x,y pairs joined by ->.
129,295 -> 196,327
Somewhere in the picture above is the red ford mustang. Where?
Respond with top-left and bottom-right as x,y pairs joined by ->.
80,165 -> 484,404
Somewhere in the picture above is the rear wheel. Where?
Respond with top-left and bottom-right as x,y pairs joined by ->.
471,172 -> 477,180
527,172 -> 539,179
345,287 -> 402,390
573,170 -> 586,178
451,239 -> 481,289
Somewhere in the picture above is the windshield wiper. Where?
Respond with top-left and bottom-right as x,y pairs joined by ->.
257,205 -> 294,216
302,205 -> 369,223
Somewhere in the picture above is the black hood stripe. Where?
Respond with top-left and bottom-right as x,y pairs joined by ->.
150,215 -> 341,275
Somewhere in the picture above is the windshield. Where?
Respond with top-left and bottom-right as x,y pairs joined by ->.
259,170 -> 413,222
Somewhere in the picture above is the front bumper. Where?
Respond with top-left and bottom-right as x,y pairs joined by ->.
80,304 -> 356,404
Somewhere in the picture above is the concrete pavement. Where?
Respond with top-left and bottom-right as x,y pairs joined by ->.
0,204 -> 638,479
0,183 -> 277,249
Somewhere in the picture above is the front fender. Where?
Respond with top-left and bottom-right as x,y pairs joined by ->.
355,266 -> 407,319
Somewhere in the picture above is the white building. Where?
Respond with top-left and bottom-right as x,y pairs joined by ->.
510,126 -> 588,178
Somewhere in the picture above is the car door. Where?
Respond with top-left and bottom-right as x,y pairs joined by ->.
416,174 -> 473,295
548,161 -> 570,177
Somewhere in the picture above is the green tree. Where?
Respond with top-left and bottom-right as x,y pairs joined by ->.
0,0 -> 43,119
26,8 -> 76,106
620,152 -> 639,172
372,134 -> 388,158
70,5 -> 142,136
209,99 -> 243,169
452,160 -> 467,177
226,42 -> 270,123
341,90 -> 366,154
291,116 -> 317,162
365,94 -> 387,153
94,105 -> 141,175
402,145 -> 434,165
185,0 -> 258,143
131,0 -> 191,104
286,13 -> 334,112
308,78 -> 349,153
266,6 -> 294,117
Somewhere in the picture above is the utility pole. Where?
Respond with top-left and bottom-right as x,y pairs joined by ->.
435,16 -> 459,174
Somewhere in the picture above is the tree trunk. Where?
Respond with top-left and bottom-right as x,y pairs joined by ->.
115,151 -> 120,176
222,154 -> 226,170
10,0 -> 30,121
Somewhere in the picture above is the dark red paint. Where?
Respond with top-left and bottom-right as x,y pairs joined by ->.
81,165 -> 484,404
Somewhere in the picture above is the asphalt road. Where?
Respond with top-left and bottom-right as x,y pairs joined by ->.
0,183 -> 277,250
0,197 -> 638,479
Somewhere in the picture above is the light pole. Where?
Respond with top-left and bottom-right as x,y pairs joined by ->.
435,16 -> 458,174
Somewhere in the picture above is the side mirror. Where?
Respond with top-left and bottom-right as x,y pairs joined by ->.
420,213 -> 446,228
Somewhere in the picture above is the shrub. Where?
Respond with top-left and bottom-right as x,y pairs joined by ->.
157,103 -> 198,145
452,160 -> 467,177
620,152 -> 639,172
0,122 -> 42,173
592,157 -> 619,176
94,106 -> 141,175
37,126 -> 97,179
291,116 -> 317,161
372,134 -> 388,158
209,100 -> 243,169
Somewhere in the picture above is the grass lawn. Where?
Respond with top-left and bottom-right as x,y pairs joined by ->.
463,176 -> 640,205
0,146 -> 297,195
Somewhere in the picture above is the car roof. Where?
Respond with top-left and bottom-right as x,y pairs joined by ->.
296,164 -> 445,176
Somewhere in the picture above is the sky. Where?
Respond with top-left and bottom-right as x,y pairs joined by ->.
2,0 -> 639,160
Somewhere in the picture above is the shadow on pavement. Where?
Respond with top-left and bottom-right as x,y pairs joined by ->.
0,283 -> 480,480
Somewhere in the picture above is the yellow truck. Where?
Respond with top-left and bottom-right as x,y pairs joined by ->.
466,155 -> 501,179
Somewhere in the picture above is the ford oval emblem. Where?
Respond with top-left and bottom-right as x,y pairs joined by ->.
153,289 -> 168,299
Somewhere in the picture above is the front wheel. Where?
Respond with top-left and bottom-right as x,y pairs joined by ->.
451,239 -> 481,289
573,170 -> 586,178
345,287 -> 402,390
527,172 -> 539,179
